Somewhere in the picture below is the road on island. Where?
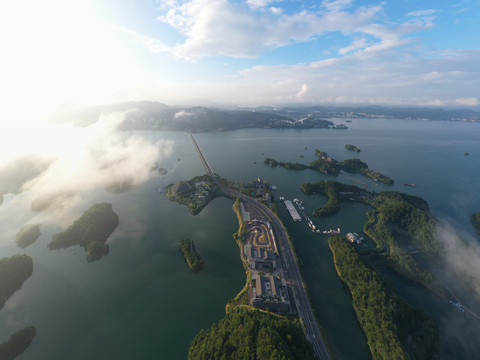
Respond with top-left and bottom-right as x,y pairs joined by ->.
190,133 -> 331,360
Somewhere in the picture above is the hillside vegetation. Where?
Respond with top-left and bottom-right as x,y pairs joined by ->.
329,237 -> 439,360
0,254 -> 33,311
0,326 -> 37,360
15,224 -> 41,249
48,203 -> 119,262
189,307 -> 315,360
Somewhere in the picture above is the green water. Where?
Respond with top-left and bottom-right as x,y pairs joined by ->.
1,119 -> 480,359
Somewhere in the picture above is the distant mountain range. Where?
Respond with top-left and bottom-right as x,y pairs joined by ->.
64,101 -> 480,131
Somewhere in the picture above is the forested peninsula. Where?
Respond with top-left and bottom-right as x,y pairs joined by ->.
301,179 -> 442,294
0,326 -> 37,360
0,255 -> 33,311
48,203 -> 119,262
329,237 -> 439,360
15,224 -> 41,249
189,307 -> 315,360
301,180 -> 360,217
264,149 -> 393,184
165,175 -> 219,215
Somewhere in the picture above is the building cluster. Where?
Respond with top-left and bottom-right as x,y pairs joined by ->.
346,232 -> 364,244
243,178 -> 273,206
241,216 -> 291,314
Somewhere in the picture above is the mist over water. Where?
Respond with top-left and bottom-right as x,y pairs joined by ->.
0,117 -> 479,359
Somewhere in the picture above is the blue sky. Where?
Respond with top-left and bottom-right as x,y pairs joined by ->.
2,0 -> 480,113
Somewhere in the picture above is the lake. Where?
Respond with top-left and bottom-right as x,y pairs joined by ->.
1,118 -> 479,359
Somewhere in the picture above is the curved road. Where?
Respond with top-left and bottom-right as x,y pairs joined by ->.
190,133 -> 330,360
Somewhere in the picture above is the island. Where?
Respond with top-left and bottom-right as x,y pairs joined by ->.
179,239 -> 204,272
15,224 -> 41,249
301,180 -> 360,217
189,307 -> 315,360
470,211 -> 480,237
158,167 -> 168,175
0,254 -> 33,311
48,203 -> 119,262
165,175 -> 219,215
329,237 -> 439,360
265,149 -> 394,185
345,144 -> 360,152
0,326 -> 37,360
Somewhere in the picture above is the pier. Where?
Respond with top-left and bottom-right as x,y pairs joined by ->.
284,200 -> 302,221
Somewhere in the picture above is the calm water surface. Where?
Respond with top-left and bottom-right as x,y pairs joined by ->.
1,118 -> 479,359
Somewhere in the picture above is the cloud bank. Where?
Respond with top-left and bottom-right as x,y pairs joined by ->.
0,112 -> 173,238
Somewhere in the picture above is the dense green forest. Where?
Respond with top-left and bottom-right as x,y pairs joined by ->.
363,191 -> 443,294
179,239 -> 204,271
48,203 -> 119,262
0,255 -> 33,311
301,180 -> 361,217
264,149 -> 393,184
470,211 -> 480,237
189,307 -> 315,360
15,224 -> 41,249
345,144 -> 361,152
0,326 -> 37,360
329,237 -> 439,360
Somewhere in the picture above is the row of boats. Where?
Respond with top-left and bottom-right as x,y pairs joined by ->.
282,197 -> 341,235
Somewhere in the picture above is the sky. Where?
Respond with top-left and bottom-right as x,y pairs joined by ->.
1,0 -> 480,121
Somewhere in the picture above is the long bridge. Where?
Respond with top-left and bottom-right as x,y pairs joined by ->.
190,133 -> 215,176
190,134 -> 331,360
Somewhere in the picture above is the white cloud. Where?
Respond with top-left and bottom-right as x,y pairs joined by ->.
295,83 -> 309,99
155,0 -> 424,60
455,97 -> 479,106
247,0 -> 278,9
407,9 -> 436,17
174,110 -> 195,119
339,37 -> 370,54
0,112 -> 173,233
269,6 -> 283,15
322,0 -> 353,12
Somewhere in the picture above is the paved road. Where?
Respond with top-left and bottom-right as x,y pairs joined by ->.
190,133 -> 330,360
236,193 -> 331,360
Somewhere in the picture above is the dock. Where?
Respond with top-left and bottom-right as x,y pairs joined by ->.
284,200 -> 302,222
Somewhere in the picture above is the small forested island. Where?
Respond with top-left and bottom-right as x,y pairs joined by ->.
470,211 -> 480,237
189,307 -> 315,360
0,254 -> 33,311
15,224 -> 41,249
165,174 -> 219,215
179,239 -> 204,272
345,144 -> 360,152
265,149 -> 393,184
329,237 -> 439,360
48,203 -> 119,262
158,167 -> 168,175
0,326 -> 37,360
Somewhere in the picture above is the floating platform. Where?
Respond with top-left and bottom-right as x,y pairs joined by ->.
284,200 -> 302,222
